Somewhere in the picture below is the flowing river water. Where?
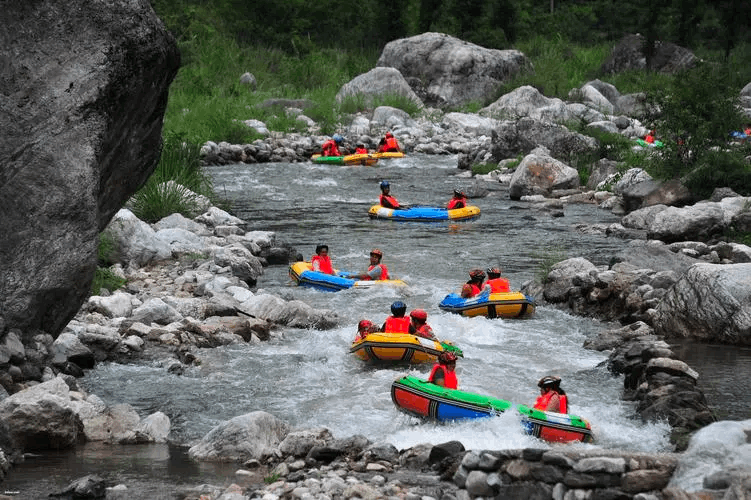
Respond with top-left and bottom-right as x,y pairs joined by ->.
5,154 -> 750,497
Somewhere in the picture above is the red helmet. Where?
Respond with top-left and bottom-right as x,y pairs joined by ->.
469,269 -> 485,279
385,132 -> 393,138
410,309 -> 427,321
486,267 -> 501,277
358,320 -> 374,331
439,352 -> 458,364
370,248 -> 383,258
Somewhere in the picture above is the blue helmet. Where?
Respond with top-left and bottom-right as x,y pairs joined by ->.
333,134 -> 343,144
390,301 -> 407,317
380,180 -> 390,190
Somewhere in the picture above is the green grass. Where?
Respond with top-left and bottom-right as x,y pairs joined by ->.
532,246 -> 568,284
91,268 -> 127,296
129,139 -> 216,223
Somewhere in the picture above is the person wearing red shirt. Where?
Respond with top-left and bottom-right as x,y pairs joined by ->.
483,267 -> 510,293
377,132 -> 400,153
447,190 -> 467,210
378,181 -> 401,209
310,244 -> 335,275
461,269 -> 486,298
533,376 -> 568,414
321,134 -> 343,156
428,352 -> 458,389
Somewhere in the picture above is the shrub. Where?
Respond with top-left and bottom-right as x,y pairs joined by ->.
91,267 -> 126,296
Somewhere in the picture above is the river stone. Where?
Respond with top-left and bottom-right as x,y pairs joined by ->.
0,0 -> 179,338
188,411 -> 289,462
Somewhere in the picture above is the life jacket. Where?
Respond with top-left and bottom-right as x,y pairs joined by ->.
534,391 -> 567,414
384,316 -> 411,333
384,137 -> 400,152
464,282 -> 482,297
447,198 -> 466,210
322,139 -> 341,157
645,134 -> 655,144
311,255 -> 334,275
414,323 -> 434,339
428,364 -> 458,389
486,278 -> 510,293
379,194 -> 400,209
355,147 -> 368,154
364,263 -> 388,280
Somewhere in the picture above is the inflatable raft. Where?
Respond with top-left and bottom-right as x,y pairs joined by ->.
391,375 -> 594,443
368,204 -> 481,222
288,261 -> 406,292
438,292 -> 535,318
351,331 -> 463,364
311,153 -> 378,166
372,151 -> 405,159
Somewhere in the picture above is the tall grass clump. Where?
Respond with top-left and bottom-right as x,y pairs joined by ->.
130,138 -> 215,223
337,92 -> 423,117
91,231 -> 126,295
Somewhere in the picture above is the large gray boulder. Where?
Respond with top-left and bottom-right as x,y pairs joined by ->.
376,32 -> 531,109
653,263 -> 751,345
0,0 -> 180,339
188,411 -> 289,462
600,34 -> 697,74
335,67 -> 422,109
508,147 -> 580,200
491,117 -> 598,163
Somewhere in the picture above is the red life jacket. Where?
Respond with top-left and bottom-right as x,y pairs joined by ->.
384,316 -> 410,333
463,282 -> 482,297
364,263 -> 388,281
534,391 -> 567,414
384,137 -> 400,152
414,324 -> 434,339
428,364 -> 458,389
322,140 -> 341,157
645,134 -> 655,144
311,255 -> 334,275
355,147 -> 368,154
447,198 -> 466,210
486,278 -> 510,293
379,194 -> 400,209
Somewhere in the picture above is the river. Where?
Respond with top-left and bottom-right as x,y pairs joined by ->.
4,154 -> 748,497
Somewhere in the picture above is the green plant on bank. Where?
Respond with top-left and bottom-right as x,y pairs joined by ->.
471,162 -> 500,175
532,246 -> 568,284
92,231 -> 126,295
130,138 -> 216,223
264,473 -> 280,484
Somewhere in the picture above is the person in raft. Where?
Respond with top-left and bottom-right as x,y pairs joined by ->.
382,301 -> 410,333
355,143 -> 368,154
447,189 -> 467,210
408,308 -> 437,340
460,268 -> 486,298
482,267 -> 510,293
428,352 -> 458,389
378,180 -> 402,209
352,248 -> 389,281
377,131 -> 401,153
355,319 -> 380,341
321,134 -> 343,156
310,244 -> 335,275
644,129 -> 656,144
533,375 -> 568,413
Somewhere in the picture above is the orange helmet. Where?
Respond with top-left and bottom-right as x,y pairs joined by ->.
370,248 -> 383,258
486,267 -> 501,277
410,309 -> 427,321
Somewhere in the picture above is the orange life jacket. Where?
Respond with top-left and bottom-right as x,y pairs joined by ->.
384,316 -> 410,333
311,255 -> 334,275
447,198 -> 466,210
486,278 -> 510,293
428,364 -> 458,389
379,194 -> 400,209
534,391 -> 567,414
364,263 -> 388,281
